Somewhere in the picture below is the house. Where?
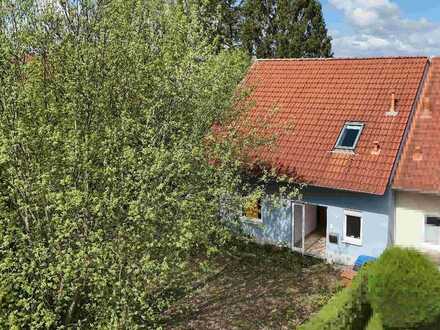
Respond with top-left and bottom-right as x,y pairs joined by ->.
239,57 -> 429,265
393,58 -> 440,262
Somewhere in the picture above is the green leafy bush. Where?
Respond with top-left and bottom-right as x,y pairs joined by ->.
368,247 -> 440,329
299,266 -> 371,330
0,0 -> 268,328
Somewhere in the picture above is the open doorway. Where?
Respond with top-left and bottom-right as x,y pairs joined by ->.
303,205 -> 327,258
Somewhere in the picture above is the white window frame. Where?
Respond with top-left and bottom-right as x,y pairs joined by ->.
423,214 -> 440,249
343,210 -> 363,246
335,122 -> 364,150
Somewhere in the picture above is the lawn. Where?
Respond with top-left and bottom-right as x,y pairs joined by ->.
161,239 -> 341,329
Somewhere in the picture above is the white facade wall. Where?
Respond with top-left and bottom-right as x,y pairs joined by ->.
395,191 -> 440,253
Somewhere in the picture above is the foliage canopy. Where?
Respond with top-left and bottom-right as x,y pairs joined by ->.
0,0 -> 302,327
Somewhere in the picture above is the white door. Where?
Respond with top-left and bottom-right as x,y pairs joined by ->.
292,203 -> 305,253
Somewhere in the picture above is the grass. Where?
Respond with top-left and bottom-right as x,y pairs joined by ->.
161,238 -> 341,329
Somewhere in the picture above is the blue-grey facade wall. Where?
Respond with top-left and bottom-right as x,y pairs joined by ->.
240,199 -> 292,247
241,185 -> 394,265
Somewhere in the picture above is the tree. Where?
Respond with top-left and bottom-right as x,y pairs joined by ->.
0,0 -> 249,327
180,0 -> 241,52
0,0 -> 299,327
240,0 -> 332,58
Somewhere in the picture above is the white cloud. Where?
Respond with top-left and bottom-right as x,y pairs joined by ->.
329,0 -> 440,57
351,8 -> 378,27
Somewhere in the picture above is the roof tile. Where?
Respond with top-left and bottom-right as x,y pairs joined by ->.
394,58 -> 440,194
243,57 -> 428,195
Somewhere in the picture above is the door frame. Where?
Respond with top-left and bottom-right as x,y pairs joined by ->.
292,202 -> 329,259
292,202 -> 306,254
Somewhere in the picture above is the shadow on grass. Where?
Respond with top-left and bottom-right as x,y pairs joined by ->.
160,238 -> 341,329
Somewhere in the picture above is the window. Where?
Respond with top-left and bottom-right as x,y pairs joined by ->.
425,216 -> 440,245
344,210 -> 362,245
244,198 -> 262,221
335,123 -> 364,150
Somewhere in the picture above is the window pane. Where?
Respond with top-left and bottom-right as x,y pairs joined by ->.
346,215 -> 361,239
427,217 -> 440,226
425,217 -> 440,245
244,199 -> 261,219
338,128 -> 360,148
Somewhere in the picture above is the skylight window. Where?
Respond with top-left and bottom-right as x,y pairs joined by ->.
335,123 -> 363,150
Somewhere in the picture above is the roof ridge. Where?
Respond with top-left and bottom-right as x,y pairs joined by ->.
256,56 -> 429,62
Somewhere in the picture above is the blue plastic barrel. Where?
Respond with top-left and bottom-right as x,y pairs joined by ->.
353,255 -> 376,271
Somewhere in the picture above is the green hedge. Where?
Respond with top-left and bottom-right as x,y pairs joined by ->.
368,247 -> 440,329
365,313 -> 440,330
299,267 -> 372,330
300,248 -> 440,330
366,314 -> 384,330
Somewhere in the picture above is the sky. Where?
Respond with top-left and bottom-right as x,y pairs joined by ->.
321,0 -> 440,57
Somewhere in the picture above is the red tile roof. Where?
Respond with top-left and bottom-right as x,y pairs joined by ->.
393,58 -> 440,194
243,57 -> 428,195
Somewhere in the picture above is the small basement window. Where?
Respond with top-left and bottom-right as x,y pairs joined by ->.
335,123 -> 364,150
425,216 -> 440,245
243,198 -> 262,222
344,210 -> 362,245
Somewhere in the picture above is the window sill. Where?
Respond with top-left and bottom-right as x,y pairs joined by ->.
342,238 -> 362,246
420,242 -> 440,252
240,216 -> 264,225
331,149 -> 356,155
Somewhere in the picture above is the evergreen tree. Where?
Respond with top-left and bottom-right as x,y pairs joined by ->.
179,0 -> 241,51
240,0 -> 277,58
240,0 -> 332,58
177,0 -> 332,58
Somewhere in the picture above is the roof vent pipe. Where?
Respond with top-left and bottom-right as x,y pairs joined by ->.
386,92 -> 398,116
371,141 -> 381,155
421,96 -> 432,119
412,146 -> 423,161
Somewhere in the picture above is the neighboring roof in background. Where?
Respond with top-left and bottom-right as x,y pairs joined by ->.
393,57 -> 440,195
243,57 -> 428,195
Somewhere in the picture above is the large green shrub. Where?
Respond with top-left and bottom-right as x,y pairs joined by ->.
368,247 -> 440,329
299,266 -> 372,330
0,0 -> 278,328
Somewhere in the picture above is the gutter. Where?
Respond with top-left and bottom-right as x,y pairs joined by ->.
393,186 -> 440,198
